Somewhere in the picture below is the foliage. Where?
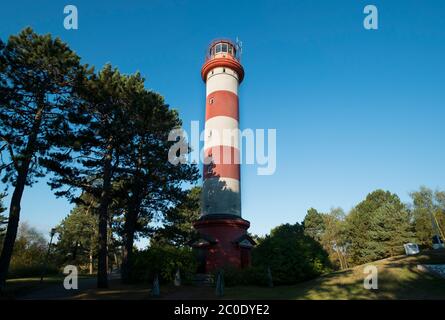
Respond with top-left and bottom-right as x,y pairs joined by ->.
303,208 -> 349,269
43,62 -> 198,285
130,245 -> 197,284
252,223 -> 331,285
115,85 -> 199,282
152,186 -> 201,246
216,265 -> 270,287
303,208 -> 325,242
346,190 -> 413,265
409,186 -> 445,248
0,27 -> 86,288
8,222 -> 57,278
54,193 -> 99,272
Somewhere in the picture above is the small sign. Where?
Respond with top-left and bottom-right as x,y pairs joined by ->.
404,243 -> 420,255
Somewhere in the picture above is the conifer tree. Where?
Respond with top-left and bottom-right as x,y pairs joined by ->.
117,89 -> 199,282
44,65 -> 138,288
0,28 -> 85,290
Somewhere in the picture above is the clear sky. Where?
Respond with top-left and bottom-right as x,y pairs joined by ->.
1,0 -> 445,241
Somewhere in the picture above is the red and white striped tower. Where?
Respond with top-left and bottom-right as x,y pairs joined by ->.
193,39 -> 255,273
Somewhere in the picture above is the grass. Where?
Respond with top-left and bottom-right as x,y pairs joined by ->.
223,250 -> 445,299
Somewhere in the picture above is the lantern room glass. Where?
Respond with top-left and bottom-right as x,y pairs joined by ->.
208,41 -> 237,60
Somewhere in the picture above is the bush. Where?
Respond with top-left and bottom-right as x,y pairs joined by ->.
8,264 -> 59,279
215,265 -> 269,287
130,244 -> 197,284
252,223 -> 332,285
7,222 -> 61,279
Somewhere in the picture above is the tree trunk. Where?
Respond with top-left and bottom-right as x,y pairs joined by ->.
97,148 -> 113,289
0,105 -> 44,292
121,208 -> 137,283
121,152 -> 142,283
0,169 -> 27,291
89,247 -> 93,275
335,249 -> 344,270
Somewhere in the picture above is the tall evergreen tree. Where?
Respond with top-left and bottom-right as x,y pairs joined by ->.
117,89 -> 199,282
43,65 -> 137,288
0,28 -> 85,290
55,193 -> 99,274
346,190 -> 412,265
368,202 -> 414,258
303,208 -> 325,242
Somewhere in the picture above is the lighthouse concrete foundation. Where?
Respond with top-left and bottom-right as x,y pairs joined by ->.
193,215 -> 254,272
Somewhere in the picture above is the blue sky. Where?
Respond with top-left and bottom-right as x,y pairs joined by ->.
1,0 -> 445,240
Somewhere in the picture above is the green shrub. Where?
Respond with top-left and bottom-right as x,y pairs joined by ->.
8,264 -> 59,279
216,265 -> 269,287
130,244 -> 197,284
7,222 -> 61,279
252,223 -> 332,285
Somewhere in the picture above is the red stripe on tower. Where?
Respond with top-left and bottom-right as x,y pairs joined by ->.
206,90 -> 239,121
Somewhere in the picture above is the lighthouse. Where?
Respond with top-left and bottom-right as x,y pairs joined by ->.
192,39 -> 255,273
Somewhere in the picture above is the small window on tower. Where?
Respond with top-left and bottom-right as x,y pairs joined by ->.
223,68 -> 226,73
222,43 -> 228,52
209,98 -> 214,105
215,44 -> 221,53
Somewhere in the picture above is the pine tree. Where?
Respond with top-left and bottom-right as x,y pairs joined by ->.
151,187 -> 201,247
116,89 -> 199,282
0,28 -> 85,290
303,208 -> 325,242
43,65 -> 136,288
368,203 -> 414,258
55,193 -> 99,274
346,190 -> 412,265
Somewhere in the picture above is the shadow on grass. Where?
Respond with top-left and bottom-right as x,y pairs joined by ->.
223,251 -> 445,300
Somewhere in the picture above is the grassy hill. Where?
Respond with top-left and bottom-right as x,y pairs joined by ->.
224,249 -> 445,300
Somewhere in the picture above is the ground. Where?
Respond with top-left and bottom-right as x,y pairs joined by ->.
4,250 -> 445,300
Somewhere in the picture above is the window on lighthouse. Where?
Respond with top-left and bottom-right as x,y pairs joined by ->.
222,43 -> 228,52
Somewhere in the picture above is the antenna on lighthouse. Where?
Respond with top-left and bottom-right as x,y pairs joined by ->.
236,36 -> 243,59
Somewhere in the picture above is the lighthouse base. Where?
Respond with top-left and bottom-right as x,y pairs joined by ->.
192,215 -> 255,273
